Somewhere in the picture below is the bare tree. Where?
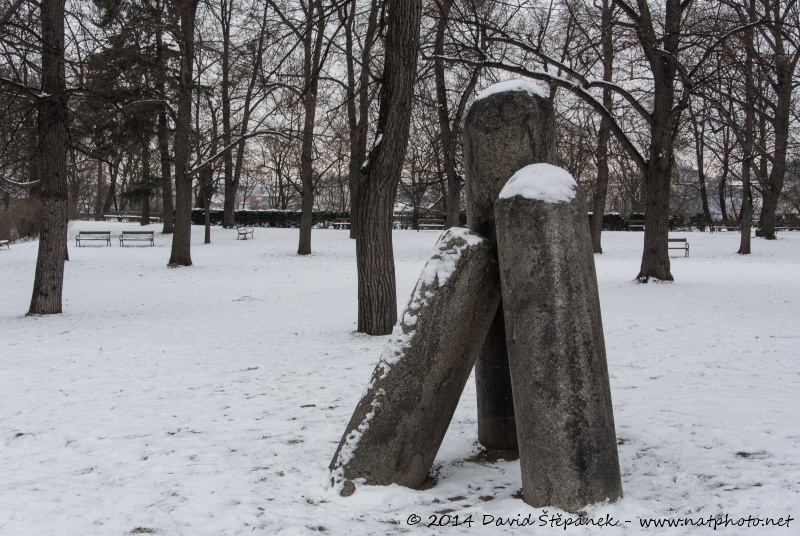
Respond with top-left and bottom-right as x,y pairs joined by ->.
339,0 -> 382,239
28,0 -> 69,314
167,0 -> 201,267
356,0 -> 421,335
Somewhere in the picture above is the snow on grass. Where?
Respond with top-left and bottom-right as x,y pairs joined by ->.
1,222 -> 799,535
499,163 -> 577,203
475,79 -> 547,101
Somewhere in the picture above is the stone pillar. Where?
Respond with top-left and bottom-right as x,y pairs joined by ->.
464,83 -> 556,449
494,163 -> 623,512
330,228 -> 501,491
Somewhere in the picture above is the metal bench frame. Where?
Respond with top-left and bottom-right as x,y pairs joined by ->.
236,226 -> 254,240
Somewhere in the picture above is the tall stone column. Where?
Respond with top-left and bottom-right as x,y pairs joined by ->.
494,164 -> 623,512
463,82 -> 556,449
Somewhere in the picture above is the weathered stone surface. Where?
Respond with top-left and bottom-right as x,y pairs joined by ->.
475,305 -> 517,450
464,89 -> 556,449
494,168 -> 623,512
330,228 -> 501,490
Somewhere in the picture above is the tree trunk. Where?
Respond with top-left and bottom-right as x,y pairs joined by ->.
635,0 -> 680,283
102,158 -> 119,214
637,133 -> 673,282
688,104 -> 711,227
739,4 -> 756,254
95,158 -> 104,220
433,0 -> 460,229
200,167 -> 212,244
718,140 -> 730,222
141,143 -> 151,226
220,0 -> 235,229
589,0 -> 614,254
156,6 -> 174,234
356,0 -> 421,335
756,36 -> 794,239
343,0 -> 380,240
297,0 -> 325,256
168,0 -> 200,267
29,0 -> 68,315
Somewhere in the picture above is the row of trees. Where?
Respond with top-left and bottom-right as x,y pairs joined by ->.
1,0 -> 798,330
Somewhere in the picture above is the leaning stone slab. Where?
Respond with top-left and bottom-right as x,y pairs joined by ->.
464,82 -> 557,450
330,228 -> 501,491
494,164 -> 623,512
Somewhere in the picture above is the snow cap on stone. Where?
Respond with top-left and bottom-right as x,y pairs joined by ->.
475,79 -> 547,101
499,163 -> 577,204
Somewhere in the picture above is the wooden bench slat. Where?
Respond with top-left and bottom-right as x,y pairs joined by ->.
120,230 -> 154,246
76,231 -> 112,247
417,218 -> 446,230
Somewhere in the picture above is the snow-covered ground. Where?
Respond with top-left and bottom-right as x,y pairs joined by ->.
1,222 -> 798,535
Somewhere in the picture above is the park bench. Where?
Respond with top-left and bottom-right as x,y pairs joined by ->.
709,221 -> 740,233
333,218 -> 350,229
668,238 -> 689,257
417,218 -> 445,230
775,222 -> 800,231
119,230 -> 154,246
76,231 -> 111,246
236,225 -> 254,240
0,238 -> 9,249
628,219 -> 645,231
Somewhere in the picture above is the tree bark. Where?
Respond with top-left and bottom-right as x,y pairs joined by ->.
156,5 -> 174,234
634,0 -> 681,283
297,0 -> 325,256
755,17 -> 796,239
141,143 -> 151,226
589,0 -> 614,254
433,0 -> 460,228
356,0 -> 421,335
168,0 -> 200,267
342,0 -> 380,240
29,0 -> 68,315
102,158 -> 120,215
95,159 -> 104,220
220,0 -> 235,229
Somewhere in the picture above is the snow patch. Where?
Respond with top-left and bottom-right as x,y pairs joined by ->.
475,79 -> 547,101
334,389 -> 384,469
499,163 -> 577,203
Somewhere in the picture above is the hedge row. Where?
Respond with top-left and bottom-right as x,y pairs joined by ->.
190,208 -> 465,228
191,209 -> 349,228
194,208 -> 795,232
